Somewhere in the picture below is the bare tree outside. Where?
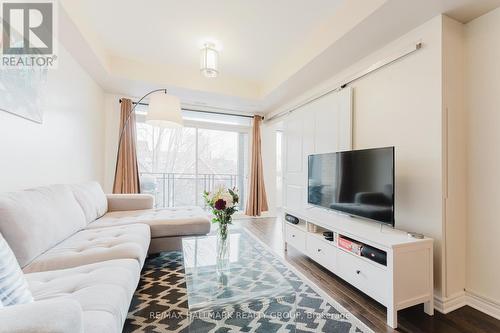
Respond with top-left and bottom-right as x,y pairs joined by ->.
136,119 -> 247,210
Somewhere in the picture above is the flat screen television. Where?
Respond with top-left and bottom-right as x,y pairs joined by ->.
308,147 -> 395,226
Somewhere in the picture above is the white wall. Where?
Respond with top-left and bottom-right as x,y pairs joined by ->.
465,7 -> 500,306
267,16 -> 448,298
103,94 -> 122,192
0,44 -> 105,192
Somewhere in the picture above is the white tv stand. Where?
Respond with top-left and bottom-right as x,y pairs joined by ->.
283,207 -> 434,328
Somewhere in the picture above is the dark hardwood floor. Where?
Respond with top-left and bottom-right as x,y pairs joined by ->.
236,216 -> 500,333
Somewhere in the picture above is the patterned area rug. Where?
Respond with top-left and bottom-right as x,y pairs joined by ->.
124,232 -> 372,333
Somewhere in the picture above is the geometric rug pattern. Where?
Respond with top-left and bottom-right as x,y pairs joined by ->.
124,233 -> 370,333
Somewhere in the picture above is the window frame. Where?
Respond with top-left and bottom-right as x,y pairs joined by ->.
135,114 -> 251,209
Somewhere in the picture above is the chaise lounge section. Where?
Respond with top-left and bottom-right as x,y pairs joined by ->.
0,181 -> 210,333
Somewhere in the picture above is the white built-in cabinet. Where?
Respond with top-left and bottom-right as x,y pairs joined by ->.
282,87 -> 434,328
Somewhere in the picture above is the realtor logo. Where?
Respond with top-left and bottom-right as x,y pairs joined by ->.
1,0 -> 57,67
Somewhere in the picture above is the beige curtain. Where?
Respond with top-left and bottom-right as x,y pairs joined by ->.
245,115 -> 269,216
113,98 -> 141,194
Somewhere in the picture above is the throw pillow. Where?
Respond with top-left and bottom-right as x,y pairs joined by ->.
0,235 -> 33,306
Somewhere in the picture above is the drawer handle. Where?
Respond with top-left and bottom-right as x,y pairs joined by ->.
356,270 -> 361,275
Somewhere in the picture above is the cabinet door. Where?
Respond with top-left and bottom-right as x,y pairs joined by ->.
284,112 -> 306,209
314,96 -> 340,153
283,87 -> 352,210
337,88 -> 353,150
314,88 -> 352,153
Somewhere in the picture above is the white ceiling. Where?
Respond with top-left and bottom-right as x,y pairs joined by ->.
61,0 -> 344,82
59,0 -> 500,114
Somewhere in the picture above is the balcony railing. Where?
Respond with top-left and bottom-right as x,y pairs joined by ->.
139,172 -> 244,209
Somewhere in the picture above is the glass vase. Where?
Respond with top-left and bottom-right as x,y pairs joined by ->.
216,223 -> 230,272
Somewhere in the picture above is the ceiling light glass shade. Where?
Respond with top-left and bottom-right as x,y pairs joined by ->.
146,92 -> 183,127
200,43 -> 219,78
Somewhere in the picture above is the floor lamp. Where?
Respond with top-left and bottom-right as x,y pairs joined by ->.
113,89 -> 183,192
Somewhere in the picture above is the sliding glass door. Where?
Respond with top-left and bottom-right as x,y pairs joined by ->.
135,111 -> 249,210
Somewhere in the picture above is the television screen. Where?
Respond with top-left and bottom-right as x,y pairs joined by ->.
307,147 -> 394,226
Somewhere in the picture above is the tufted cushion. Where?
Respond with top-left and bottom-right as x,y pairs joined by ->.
71,182 -> 108,224
26,259 -> 140,333
23,224 -> 150,273
0,298 -> 84,333
87,206 -> 211,238
0,184 -> 86,268
0,235 -> 33,306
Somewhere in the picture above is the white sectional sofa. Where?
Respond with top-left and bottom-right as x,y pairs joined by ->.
0,182 -> 210,333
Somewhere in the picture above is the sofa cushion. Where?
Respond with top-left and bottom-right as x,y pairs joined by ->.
106,194 -> 154,212
71,182 -> 108,224
0,184 -> 86,268
26,259 -> 140,333
88,206 -> 211,238
23,224 -> 150,273
0,235 -> 33,306
0,298 -> 84,333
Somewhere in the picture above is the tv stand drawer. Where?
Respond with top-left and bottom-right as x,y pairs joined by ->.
337,249 -> 388,304
306,235 -> 336,271
285,224 -> 306,252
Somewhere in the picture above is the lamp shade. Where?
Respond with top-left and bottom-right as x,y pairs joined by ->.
146,92 -> 183,127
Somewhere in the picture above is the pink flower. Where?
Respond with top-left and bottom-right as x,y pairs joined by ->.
214,198 -> 226,210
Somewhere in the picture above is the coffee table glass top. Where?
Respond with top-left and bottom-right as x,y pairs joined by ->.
182,228 -> 295,312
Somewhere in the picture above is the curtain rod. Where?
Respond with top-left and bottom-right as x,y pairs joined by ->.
119,99 -> 258,119
265,42 -> 422,123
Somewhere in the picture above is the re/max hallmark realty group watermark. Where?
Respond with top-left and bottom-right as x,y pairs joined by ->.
1,0 -> 57,67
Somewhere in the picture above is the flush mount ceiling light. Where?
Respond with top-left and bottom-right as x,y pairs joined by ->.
200,42 -> 219,78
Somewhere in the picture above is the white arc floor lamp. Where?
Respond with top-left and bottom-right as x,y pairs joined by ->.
114,89 -> 183,190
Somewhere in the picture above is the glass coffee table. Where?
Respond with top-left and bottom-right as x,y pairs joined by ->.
182,228 -> 297,332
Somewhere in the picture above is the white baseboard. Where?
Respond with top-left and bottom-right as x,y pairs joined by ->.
434,292 -> 467,313
434,291 -> 500,320
466,291 -> 500,320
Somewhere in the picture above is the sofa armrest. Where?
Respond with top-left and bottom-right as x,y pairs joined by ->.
107,194 -> 155,212
0,299 -> 84,333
